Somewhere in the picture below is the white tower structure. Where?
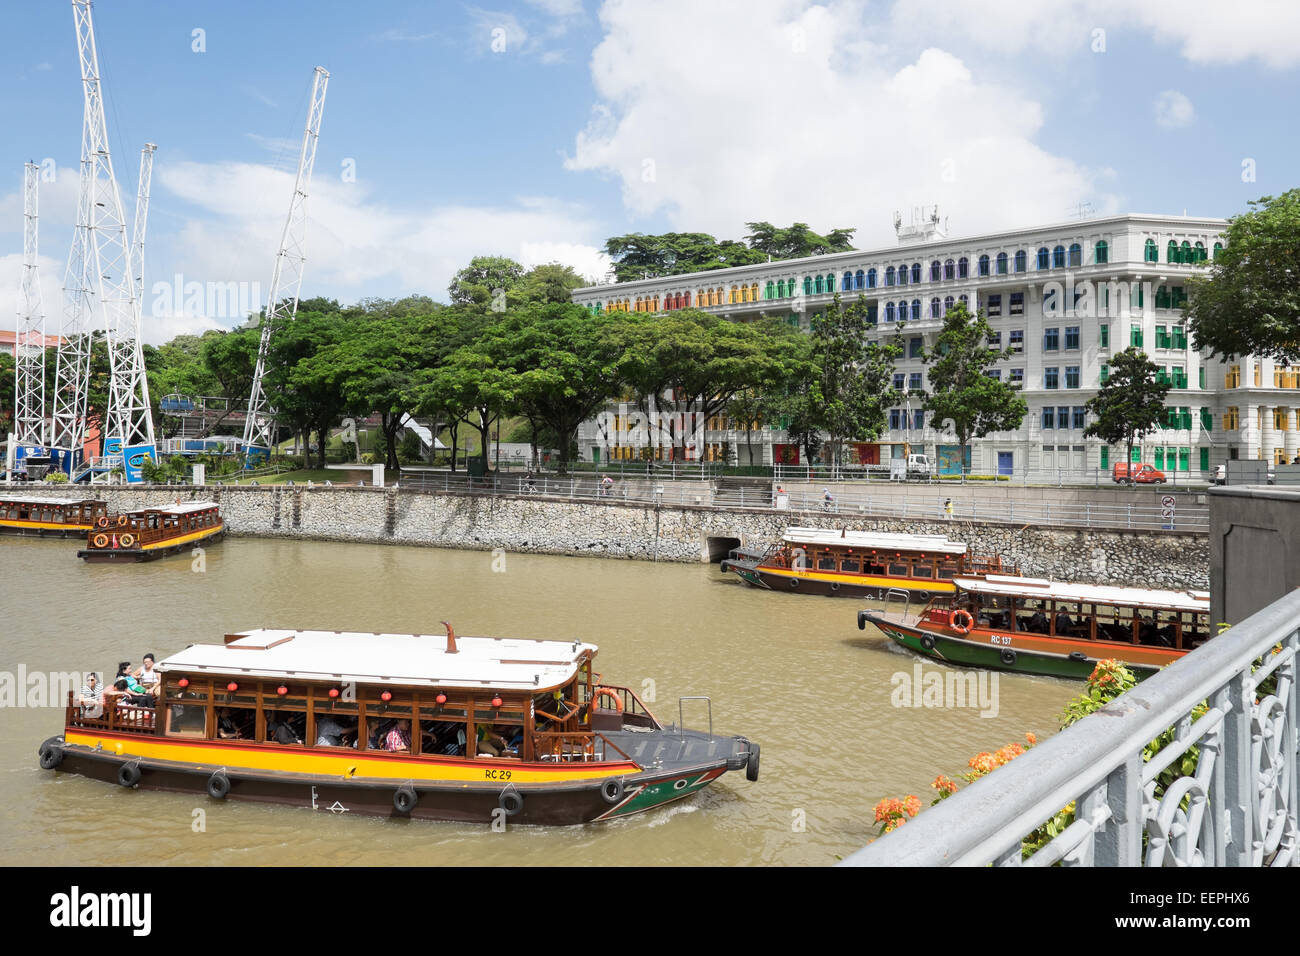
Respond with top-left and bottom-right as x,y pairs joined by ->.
14,163 -> 47,452
50,138 -> 94,469
243,66 -> 330,466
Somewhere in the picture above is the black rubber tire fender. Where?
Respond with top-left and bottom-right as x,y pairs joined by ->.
393,785 -> 418,814
499,789 -> 524,816
599,777 -> 625,805
920,634 -> 936,651
1000,649 -> 1017,667
207,770 -> 231,799
745,742 -> 761,782
38,738 -> 64,770
118,762 -> 142,788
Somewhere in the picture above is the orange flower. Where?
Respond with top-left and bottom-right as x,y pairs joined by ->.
904,795 -> 922,817
1025,732 -> 1037,746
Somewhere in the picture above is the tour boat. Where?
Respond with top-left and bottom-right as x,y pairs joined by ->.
0,496 -> 108,538
858,574 -> 1212,678
719,527 -> 1015,600
77,501 -> 224,562
39,624 -> 759,825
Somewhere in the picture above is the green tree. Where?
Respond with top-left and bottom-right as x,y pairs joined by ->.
744,222 -> 857,258
447,256 -> 526,309
1083,347 -> 1171,471
921,302 -> 1028,472
804,295 -> 899,467
1186,189 -> 1300,363
517,263 -> 588,305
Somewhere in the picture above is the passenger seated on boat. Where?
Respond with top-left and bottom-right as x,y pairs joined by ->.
315,715 -> 352,747
381,720 -> 411,752
78,673 -> 103,717
134,654 -> 162,697
1026,610 -> 1049,634
476,724 -> 510,758
266,711 -> 304,745
1138,616 -> 1168,647
113,677 -> 154,709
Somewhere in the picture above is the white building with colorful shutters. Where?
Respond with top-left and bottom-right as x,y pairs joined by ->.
572,213 -> 1298,476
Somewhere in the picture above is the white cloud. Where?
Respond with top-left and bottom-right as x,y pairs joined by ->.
567,1 -> 1114,245
467,8 -> 529,54
525,0 -> 584,16
519,241 -> 610,283
1154,89 -> 1195,129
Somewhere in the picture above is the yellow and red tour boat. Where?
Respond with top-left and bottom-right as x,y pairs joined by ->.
859,574 -> 1212,679
720,527 -> 1014,600
78,501 -> 224,562
0,496 -> 108,538
39,624 -> 759,825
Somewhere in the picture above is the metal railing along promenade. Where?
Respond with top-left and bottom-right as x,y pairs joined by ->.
842,589 -> 1299,867
394,471 -> 1206,533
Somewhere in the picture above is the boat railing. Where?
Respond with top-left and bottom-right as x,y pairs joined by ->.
585,683 -> 662,730
532,731 -> 633,763
882,587 -> 913,620
64,692 -> 158,736
678,696 -> 713,737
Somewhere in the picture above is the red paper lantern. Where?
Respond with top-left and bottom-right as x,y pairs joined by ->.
328,687 -> 340,699
435,692 -> 447,704
491,695 -> 503,708
380,691 -> 392,702
177,678 -> 189,689
277,685 -> 288,695
226,681 -> 238,692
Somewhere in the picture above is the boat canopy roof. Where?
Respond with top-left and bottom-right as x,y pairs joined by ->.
953,574 -> 1210,612
157,628 -> 597,692
783,526 -> 968,556
132,501 -> 220,516
0,497 -> 101,507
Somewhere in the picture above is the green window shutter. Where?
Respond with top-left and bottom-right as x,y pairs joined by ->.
1100,447 -> 1109,469
1155,325 -> 1167,347
1131,447 -> 1142,463
1154,447 -> 1165,469
1200,407 -> 1212,431
1100,364 -> 1109,383
1180,408 -> 1192,429
1179,447 -> 1190,471
1199,367 -> 1206,389
1100,324 -> 1109,348
1200,447 -> 1209,471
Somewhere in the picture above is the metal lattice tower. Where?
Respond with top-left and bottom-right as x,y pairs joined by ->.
129,144 -> 156,307
243,66 -> 329,462
14,162 -> 47,447
51,147 -> 94,456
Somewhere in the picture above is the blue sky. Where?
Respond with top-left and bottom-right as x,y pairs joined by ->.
2,0 -> 1298,342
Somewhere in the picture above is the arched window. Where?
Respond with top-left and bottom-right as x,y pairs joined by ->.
958,294 -> 968,311
635,297 -> 643,312
898,265 -> 908,285
943,295 -> 954,313
1181,240 -> 1192,263
764,282 -> 775,300
1067,243 -> 1081,267
1143,239 -> 1157,262
825,274 -> 835,292
623,298 -> 631,311
683,291 -> 691,307
885,302 -> 895,322
1014,250 -> 1027,272
911,263 -> 922,284
867,268 -> 877,288
885,266 -> 895,287
594,302 -> 603,313
930,260 -> 941,282
911,299 -> 921,321
750,283 -> 759,301
1094,240 -> 1109,264
996,252 -> 1008,275
1213,242 -> 1223,259
652,295 -> 660,311
843,272 -> 853,292
1037,247 -> 1050,270
1194,241 -> 1206,262
897,300 -> 908,322
930,297 -> 941,318
1155,285 -> 1171,309
944,259 -> 956,280
958,257 -> 969,279
814,275 -> 824,294
676,293 -> 684,309
803,276 -> 813,295
1167,240 -> 1179,263
854,269 -> 865,290
978,254 -> 990,277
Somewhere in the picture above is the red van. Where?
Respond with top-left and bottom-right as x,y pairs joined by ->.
1112,462 -> 1167,484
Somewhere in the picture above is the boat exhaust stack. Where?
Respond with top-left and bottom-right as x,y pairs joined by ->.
441,620 -> 459,654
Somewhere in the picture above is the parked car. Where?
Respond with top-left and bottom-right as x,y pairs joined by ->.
1212,464 -> 1226,485
1112,462 -> 1166,484
906,453 -> 932,477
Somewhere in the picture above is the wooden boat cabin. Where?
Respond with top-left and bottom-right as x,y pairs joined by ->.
720,526 -> 1015,599
859,574 -> 1212,679
78,500 -> 224,563
0,496 -> 108,538
42,625 -> 758,825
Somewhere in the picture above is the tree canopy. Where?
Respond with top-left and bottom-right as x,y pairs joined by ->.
1186,189 -> 1300,363
1083,347 -> 1171,469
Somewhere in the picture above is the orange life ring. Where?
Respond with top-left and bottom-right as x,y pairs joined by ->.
96,516 -> 111,530
951,610 -> 975,634
92,533 -> 109,549
119,533 -> 135,548
116,515 -> 129,527
591,686 -> 623,712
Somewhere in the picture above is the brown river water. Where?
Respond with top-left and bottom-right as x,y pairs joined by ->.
0,536 -> 1077,865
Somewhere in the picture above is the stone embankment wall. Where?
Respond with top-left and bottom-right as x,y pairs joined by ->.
6,484 -> 1209,589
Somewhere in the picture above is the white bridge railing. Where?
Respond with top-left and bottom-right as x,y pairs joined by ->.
842,589 -> 1299,867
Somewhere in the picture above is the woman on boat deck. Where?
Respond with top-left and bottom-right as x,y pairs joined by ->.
476,724 -> 511,757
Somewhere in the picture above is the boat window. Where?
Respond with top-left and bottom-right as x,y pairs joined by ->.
42,508 -> 53,522
864,557 -> 887,575
1183,612 -> 1209,649
1139,611 -> 1178,648
1051,601 -> 1085,637
817,553 -> 837,571
889,560 -> 910,577
1093,605 -> 1135,643
1016,598 -> 1051,633
263,709 -> 307,745
214,706 -> 256,741
422,719 -> 466,756
977,595 -> 1014,630
312,695 -> 359,747
840,556 -> 860,573
913,560 -> 934,579
163,678 -> 209,738
936,560 -> 957,580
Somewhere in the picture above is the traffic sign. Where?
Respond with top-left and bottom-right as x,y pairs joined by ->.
1161,495 -> 1176,508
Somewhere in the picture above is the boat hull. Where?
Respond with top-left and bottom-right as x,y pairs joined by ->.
720,558 -> 954,601
0,521 -> 93,538
78,528 -> 225,563
39,728 -> 753,826
863,613 -> 1165,680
